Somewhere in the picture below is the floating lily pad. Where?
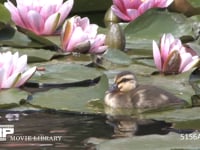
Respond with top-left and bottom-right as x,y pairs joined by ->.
23,63 -> 108,112
96,132 -> 200,150
125,9 -> 194,52
28,63 -> 104,84
18,27 -> 59,49
188,0 -> 200,7
0,88 -> 28,108
3,47 -> 58,62
92,48 -> 132,69
29,74 -> 108,112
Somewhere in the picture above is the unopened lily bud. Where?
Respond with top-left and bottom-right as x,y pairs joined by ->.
104,7 -> 120,27
105,23 -> 125,51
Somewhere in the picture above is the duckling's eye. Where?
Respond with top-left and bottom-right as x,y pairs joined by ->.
118,78 -> 133,84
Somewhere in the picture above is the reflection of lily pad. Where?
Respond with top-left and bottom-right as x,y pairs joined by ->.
0,89 -> 28,108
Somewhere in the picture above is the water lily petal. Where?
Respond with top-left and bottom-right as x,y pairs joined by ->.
111,0 -> 173,21
27,10 -> 44,34
179,53 -> 196,72
0,68 -> 5,88
112,0 -> 126,13
66,27 -> 88,51
126,9 -> 140,21
139,0 -> 155,14
61,19 -> 73,50
157,0 -> 174,7
43,13 -> 60,35
4,0 -> 73,35
153,40 -> 162,71
17,5 -> 31,28
0,51 -> 36,89
3,72 -> 20,88
15,54 -> 27,73
181,56 -> 199,73
90,34 -> 107,54
40,5 -> 56,20
111,5 -> 131,21
58,0 -> 74,25
15,66 -> 36,87
4,1 -> 25,27
85,24 -> 98,38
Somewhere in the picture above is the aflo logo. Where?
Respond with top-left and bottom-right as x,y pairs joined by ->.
0,125 -> 14,141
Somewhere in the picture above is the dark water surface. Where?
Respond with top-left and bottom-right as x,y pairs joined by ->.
0,111 -> 113,150
0,111 -> 197,150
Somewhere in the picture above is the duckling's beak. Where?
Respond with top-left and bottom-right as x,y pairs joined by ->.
108,83 -> 119,93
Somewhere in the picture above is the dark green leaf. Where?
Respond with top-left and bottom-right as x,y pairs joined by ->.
125,9 -> 194,52
0,4 -> 11,25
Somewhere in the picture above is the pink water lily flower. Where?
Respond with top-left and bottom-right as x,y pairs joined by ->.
61,16 -> 107,54
0,51 -> 36,89
153,33 -> 199,74
112,0 -> 174,21
4,0 -> 74,35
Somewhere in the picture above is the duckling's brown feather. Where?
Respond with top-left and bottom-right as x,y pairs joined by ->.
104,71 -> 187,109
131,85 -> 186,109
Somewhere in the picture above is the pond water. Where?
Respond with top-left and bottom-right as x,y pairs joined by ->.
0,110 -> 199,150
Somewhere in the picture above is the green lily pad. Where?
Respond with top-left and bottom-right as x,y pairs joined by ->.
0,88 -> 28,108
23,63 -> 108,112
125,9 -> 194,52
0,26 -> 54,48
29,63 -> 104,84
3,47 -> 58,63
29,74 -> 108,112
188,0 -> 200,7
18,27 -> 59,49
92,48 -> 132,69
96,132 -> 200,150
142,107 -> 200,124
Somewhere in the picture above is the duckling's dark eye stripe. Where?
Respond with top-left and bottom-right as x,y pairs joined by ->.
117,78 -> 133,84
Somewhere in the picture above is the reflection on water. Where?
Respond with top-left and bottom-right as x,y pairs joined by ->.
106,115 -> 172,138
0,111 -> 113,150
0,111 -> 197,150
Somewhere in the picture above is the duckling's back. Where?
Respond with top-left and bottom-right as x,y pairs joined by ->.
131,85 -> 187,109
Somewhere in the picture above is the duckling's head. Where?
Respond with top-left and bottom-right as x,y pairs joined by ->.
110,71 -> 137,93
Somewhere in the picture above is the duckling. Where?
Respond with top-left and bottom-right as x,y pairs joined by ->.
104,71 -> 187,109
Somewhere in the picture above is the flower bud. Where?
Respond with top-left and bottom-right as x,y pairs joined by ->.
105,23 -> 125,51
104,7 -> 120,27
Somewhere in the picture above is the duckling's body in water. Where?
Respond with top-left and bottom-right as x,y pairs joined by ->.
104,71 -> 187,109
